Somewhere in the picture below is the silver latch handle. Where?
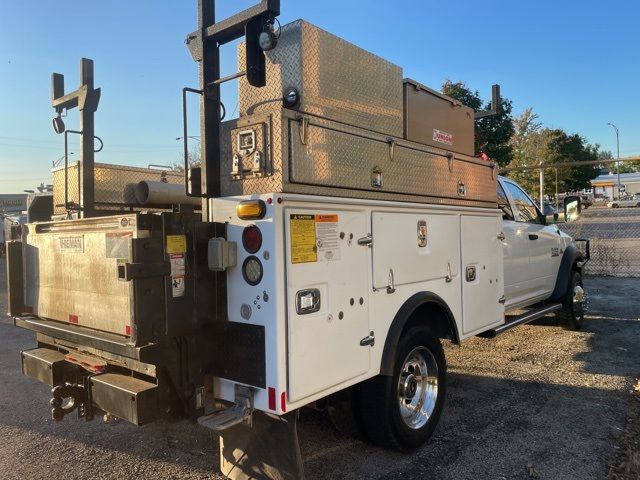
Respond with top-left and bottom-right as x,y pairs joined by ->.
445,262 -> 452,283
497,232 -> 506,241
360,331 -> 375,347
357,234 -> 372,246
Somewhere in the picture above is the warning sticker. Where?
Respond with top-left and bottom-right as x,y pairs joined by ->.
166,235 -> 187,254
105,231 -> 132,259
290,214 -> 317,264
290,213 -> 341,263
170,253 -> 186,277
315,214 -> 341,261
172,276 -> 185,297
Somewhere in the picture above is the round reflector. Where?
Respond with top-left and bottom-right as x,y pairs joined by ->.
242,225 -> 263,253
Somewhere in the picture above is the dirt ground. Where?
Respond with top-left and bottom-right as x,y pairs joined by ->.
1,259 -> 639,479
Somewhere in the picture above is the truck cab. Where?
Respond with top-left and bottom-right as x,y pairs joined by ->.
498,176 -> 587,327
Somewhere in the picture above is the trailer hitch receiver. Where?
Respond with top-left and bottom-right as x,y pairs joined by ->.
50,382 -> 93,422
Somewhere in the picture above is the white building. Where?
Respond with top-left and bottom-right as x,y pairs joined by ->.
591,172 -> 640,200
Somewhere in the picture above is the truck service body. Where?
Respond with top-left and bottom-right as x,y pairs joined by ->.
5,2 -> 588,479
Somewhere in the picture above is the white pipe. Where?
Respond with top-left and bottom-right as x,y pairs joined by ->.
134,181 -> 201,207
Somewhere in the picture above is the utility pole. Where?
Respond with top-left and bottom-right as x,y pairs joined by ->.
607,122 -> 620,199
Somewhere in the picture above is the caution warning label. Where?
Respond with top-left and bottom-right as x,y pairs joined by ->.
290,213 -> 341,264
290,214 -> 317,264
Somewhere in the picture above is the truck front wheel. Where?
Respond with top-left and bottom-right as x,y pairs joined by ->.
556,270 -> 585,330
355,326 -> 446,451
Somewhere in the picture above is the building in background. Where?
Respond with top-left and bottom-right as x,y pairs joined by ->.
0,194 -> 27,214
591,172 -> 640,200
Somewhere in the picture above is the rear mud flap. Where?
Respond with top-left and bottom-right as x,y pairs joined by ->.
219,411 -> 303,480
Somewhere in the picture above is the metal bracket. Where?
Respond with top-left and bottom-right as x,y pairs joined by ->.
117,261 -> 171,281
447,153 -> 455,173
198,385 -> 254,432
298,117 -> 309,145
497,232 -> 506,241
445,262 -> 453,283
387,137 -> 396,161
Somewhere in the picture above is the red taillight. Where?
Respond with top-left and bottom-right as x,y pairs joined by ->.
242,225 -> 262,253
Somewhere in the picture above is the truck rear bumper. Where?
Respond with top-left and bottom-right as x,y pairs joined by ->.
20,346 -> 159,426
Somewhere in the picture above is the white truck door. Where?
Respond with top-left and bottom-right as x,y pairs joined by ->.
285,208 -> 370,403
499,181 -> 536,306
371,212 -> 460,290
503,180 -> 559,298
460,214 -> 504,334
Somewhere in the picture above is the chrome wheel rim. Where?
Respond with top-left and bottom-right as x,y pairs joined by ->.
573,284 -> 585,318
397,346 -> 438,430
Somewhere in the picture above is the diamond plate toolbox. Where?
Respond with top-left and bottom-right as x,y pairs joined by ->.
238,20 -> 403,138
220,110 -> 497,207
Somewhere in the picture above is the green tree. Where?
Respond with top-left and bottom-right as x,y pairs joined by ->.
442,79 -> 514,167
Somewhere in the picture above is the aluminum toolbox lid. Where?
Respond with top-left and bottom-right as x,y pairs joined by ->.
403,78 -> 475,156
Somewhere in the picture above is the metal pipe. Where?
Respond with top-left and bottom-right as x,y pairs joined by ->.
182,87 -> 203,197
210,71 -> 246,85
134,181 -> 201,207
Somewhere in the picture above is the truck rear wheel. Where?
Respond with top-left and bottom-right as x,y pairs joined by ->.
556,270 -> 585,330
355,326 -> 446,451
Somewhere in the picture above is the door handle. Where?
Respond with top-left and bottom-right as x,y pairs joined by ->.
528,234 -> 539,240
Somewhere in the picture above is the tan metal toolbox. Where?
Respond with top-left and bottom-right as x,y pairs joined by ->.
403,79 -> 475,156
238,20 -> 404,138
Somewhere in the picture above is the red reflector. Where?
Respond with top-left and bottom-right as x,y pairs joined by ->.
125,325 -> 131,336
268,387 -> 276,411
281,392 -> 287,413
242,225 -> 263,253
24,305 -> 33,314
69,314 -> 79,324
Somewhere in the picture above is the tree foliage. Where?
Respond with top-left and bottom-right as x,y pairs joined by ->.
442,79 -> 514,167
506,108 -> 601,195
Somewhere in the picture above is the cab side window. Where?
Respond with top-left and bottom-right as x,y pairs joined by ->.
504,181 -> 541,224
497,183 -> 514,221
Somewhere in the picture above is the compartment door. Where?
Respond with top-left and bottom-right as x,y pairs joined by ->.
460,214 -> 504,334
371,212 -> 460,289
286,208 -> 370,403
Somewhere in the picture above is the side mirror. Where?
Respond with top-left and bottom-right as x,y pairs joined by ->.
564,195 -> 581,223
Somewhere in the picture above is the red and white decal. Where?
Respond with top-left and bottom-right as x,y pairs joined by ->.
433,128 -> 453,146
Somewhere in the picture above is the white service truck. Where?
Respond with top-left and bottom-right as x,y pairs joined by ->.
5,2 -> 589,479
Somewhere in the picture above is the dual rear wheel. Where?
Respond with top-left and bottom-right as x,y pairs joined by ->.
354,326 -> 446,451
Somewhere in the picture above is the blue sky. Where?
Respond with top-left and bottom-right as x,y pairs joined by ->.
1,0 -> 638,193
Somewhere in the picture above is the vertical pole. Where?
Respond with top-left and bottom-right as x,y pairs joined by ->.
555,167 -> 558,211
79,58 -> 95,218
539,163 -> 544,212
616,129 -> 620,199
198,0 -> 221,219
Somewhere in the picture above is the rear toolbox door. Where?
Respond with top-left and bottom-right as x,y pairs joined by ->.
285,208 -> 370,403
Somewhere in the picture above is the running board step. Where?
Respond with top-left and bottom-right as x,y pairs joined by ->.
479,303 -> 562,338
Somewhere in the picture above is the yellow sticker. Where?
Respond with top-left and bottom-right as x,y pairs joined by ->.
166,235 -> 187,254
290,214 -> 317,264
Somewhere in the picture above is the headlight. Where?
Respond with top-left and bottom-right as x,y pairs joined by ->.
242,256 -> 263,286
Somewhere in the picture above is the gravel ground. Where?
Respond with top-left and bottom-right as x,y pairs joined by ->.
1,259 -> 639,479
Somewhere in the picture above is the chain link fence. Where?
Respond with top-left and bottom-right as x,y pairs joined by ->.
561,206 -> 640,277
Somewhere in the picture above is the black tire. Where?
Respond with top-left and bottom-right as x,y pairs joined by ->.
556,270 -> 585,330
355,326 -> 446,451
